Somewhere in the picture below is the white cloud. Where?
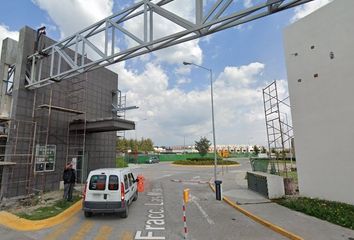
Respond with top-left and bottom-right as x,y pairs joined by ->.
215,62 -> 264,89
243,0 -> 253,8
121,61 -> 282,146
32,0 -> 113,38
0,24 -> 19,55
176,77 -> 191,85
291,0 -> 333,22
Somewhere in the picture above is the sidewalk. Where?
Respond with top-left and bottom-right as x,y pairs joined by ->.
218,165 -> 354,240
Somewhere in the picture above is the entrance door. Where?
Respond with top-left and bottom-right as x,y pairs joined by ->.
76,151 -> 88,183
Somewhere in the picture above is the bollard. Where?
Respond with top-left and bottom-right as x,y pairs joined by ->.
182,202 -> 188,239
215,180 -> 222,201
183,188 -> 190,203
137,175 -> 145,192
182,188 -> 190,239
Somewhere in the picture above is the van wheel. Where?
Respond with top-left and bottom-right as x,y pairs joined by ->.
120,206 -> 129,218
133,191 -> 138,201
84,211 -> 93,218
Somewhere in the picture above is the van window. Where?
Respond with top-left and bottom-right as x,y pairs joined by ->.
89,175 -> 106,190
129,173 -> 135,184
108,175 -> 119,190
128,173 -> 133,186
124,175 -> 129,189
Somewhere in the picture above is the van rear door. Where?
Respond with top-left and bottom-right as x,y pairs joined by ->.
106,174 -> 121,203
87,174 -> 107,203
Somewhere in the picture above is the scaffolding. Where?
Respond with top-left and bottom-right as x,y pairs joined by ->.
65,73 -> 87,184
262,81 -> 294,175
0,118 -> 36,199
28,70 -> 87,194
115,90 -> 127,138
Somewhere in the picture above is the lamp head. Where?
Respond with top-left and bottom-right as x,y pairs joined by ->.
183,61 -> 191,65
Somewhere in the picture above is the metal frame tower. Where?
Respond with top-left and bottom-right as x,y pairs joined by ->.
262,81 -> 293,174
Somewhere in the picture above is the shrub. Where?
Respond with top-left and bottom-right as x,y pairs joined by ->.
276,197 -> 354,230
173,159 -> 238,165
116,157 -> 128,168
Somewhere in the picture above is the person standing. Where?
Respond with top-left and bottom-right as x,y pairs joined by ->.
63,162 -> 76,201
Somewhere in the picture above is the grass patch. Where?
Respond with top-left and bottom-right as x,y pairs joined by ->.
279,171 -> 298,183
16,195 -> 81,220
173,159 -> 238,165
275,197 -> 354,230
116,157 -> 128,168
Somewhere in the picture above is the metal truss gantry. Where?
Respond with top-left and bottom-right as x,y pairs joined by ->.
25,0 -> 313,89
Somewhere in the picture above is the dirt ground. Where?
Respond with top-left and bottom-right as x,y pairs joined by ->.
1,190 -> 80,214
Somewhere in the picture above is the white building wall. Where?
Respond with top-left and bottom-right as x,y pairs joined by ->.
284,0 -> 354,205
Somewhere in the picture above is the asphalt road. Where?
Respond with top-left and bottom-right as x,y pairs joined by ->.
0,161 -> 286,240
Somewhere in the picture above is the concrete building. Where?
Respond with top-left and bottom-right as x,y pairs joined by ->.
0,26 -> 135,199
284,0 -> 354,204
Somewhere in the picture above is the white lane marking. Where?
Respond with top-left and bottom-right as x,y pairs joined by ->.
192,176 -> 200,179
155,174 -> 172,180
190,195 -> 215,225
136,187 -> 166,240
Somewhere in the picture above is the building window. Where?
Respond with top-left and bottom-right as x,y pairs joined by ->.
5,64 -> 15,95
35,145 -> 56,172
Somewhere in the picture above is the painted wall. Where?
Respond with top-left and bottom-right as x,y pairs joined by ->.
284,0 -> 354,204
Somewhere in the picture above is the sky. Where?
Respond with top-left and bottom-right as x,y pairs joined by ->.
0,0 -> 332,146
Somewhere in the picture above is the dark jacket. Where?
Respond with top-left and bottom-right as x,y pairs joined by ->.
63,168 -> 76,184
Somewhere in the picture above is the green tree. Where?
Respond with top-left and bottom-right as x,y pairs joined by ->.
261,146 -> 267,153
116,138 -> 129,152
253,145 -> 260,155
195,137 -> 211,157
139,138 -> 154,152
117,138 -> 155,153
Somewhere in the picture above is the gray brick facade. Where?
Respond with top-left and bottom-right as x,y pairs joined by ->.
0,26 -> 134,198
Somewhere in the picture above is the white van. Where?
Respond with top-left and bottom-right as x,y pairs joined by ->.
82,168 -> 138,218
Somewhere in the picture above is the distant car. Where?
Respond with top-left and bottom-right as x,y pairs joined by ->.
146,156 -> 159,164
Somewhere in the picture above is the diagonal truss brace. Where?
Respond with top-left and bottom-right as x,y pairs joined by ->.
26,0 -> 314,89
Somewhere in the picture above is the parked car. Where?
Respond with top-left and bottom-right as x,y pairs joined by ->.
82,168 -> 138,218
146,156 -> 159,164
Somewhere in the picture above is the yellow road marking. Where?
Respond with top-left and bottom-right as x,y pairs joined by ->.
44,216 -> 78,240
70,221 -> 94,240
120,231 -> 133,240
94,225 -> 113,240
0,200 -> 82,231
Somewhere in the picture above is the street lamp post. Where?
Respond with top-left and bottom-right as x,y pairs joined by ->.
183,61 -> 218,188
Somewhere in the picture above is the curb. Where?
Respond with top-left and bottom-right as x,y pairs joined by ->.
171,163 -> 240,168
0,199 -> 82,231
208,182 -> 304,240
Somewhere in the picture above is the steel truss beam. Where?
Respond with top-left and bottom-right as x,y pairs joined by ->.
26,0 -> 313,89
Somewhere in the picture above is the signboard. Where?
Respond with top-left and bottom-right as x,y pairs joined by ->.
35,145 -> 56,172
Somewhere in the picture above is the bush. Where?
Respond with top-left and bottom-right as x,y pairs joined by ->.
276,197 -> 354,230
173,159 -> 238,165
116,157 -> 128,168
186,157 -> 222,161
